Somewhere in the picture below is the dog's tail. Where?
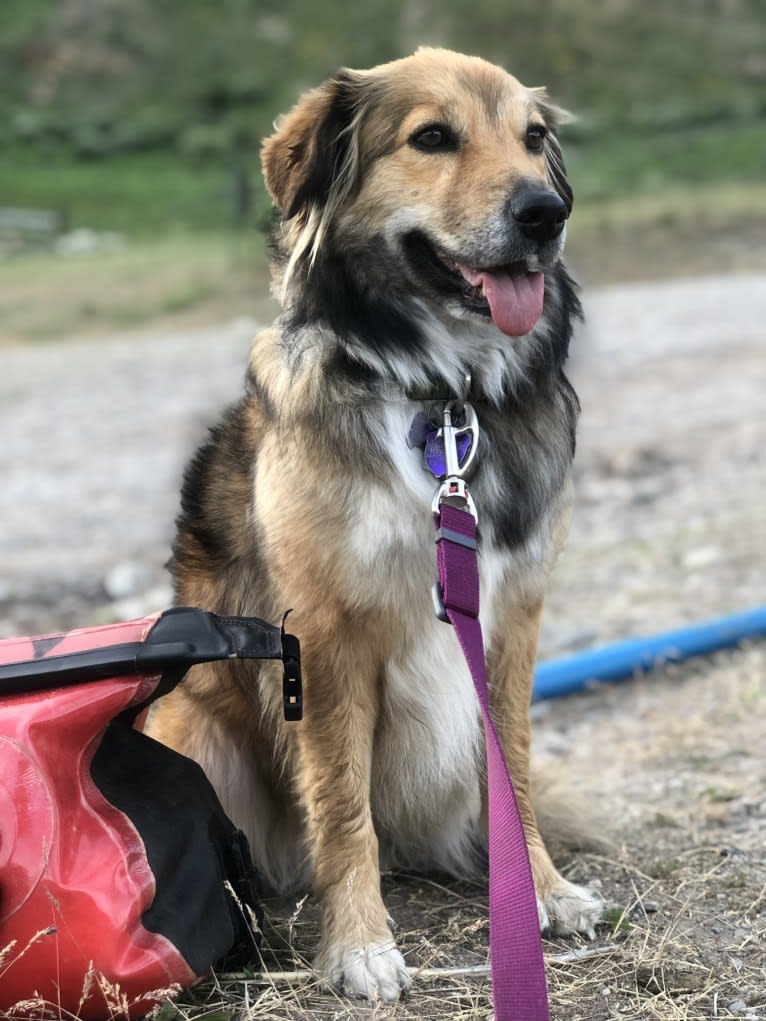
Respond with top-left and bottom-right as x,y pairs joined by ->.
531,762 -> 617,862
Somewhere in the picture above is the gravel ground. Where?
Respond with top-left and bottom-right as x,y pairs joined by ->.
2,272 -> 765,1019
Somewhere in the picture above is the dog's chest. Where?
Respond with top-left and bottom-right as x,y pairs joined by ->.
372,601 -> 484,870
344,401 -> 548,611
344,406 -> 535,868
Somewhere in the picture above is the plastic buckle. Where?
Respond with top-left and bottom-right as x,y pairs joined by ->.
280,615 -> 303,721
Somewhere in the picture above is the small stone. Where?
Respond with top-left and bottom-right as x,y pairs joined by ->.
705,803 -> 733,825
682,546 -> 721,569
728,1001 -> 747,1014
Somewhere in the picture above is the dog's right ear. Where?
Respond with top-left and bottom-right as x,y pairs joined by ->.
531,90 -> 574,214
261,71 -> 365,221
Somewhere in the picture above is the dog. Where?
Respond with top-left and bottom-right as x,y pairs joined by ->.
148,47 -> 603,1001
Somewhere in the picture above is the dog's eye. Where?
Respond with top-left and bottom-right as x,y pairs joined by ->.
409,124 -> 459,153
525,126 -> 547,153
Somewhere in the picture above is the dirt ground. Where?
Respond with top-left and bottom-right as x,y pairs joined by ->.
1,271 -> 764,1020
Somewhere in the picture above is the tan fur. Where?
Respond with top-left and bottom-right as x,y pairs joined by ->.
148,48 -> 601,1001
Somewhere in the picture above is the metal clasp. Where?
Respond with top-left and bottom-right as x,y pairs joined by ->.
435,401 -> 479,480
431,401 -> 479,522
432,476 -> 478,520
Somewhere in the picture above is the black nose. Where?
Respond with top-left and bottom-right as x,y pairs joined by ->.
511,187 -> 568,244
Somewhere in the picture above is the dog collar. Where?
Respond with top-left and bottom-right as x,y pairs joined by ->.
406,382 -> 461,402
405,370 -> 476,404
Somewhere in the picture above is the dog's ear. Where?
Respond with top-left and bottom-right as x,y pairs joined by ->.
262,70 -> 366,220
531,89 -> 574,213
545,131 -> 573,213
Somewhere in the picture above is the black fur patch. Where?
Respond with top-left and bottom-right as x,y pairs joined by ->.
285,241 -> 429,368
541,262 -> 582,373
479,262 -> 581,549
285,72 -> 362,219
476,370 -> 579,550
171,401 -> 254,576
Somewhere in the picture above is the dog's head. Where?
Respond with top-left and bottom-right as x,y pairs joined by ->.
263,48 -> 576,391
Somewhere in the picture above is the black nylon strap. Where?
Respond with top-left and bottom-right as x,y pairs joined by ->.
140,607 -> 283,666
0,608 -> 292,695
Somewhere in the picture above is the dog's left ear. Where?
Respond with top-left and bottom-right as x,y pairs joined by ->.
262,70 -> 367,221
531,90 -> 574,213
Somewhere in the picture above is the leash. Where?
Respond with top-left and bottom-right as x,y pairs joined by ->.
417,401 -> 550,1021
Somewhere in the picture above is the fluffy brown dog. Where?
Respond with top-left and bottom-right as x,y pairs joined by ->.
148,47 -> 602,1001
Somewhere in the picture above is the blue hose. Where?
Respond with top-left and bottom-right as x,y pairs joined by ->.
532,605 -> 766,702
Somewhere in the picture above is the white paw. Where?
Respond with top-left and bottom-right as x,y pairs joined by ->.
539,880 -> 603,939
318,940 -> 411,1001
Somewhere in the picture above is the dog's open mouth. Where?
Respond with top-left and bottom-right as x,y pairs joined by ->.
406,233 -> 545,338
441,256 -> 545,338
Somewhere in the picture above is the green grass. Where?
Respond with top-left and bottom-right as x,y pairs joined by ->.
1,119 -> 763,237
566,119 -> 766,202
0,149 -> 271,236
601,905 -> 633,934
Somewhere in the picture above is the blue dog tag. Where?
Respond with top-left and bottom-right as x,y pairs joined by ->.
423,428 -> 473,478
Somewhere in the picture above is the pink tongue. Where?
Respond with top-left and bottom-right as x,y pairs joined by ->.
459,266 -> 545,337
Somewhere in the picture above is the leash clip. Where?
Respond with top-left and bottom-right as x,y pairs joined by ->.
434,401 -> 479,480
432,476 -> 477,521
431,402 -> 479,522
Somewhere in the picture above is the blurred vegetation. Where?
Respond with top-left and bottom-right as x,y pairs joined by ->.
1,0 -> 765,228
0,0 -> 764,338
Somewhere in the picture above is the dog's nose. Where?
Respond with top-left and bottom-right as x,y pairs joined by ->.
511,187 -> 568,244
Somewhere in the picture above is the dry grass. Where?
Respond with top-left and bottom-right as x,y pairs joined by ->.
1,931 -> 182,1021
565,181 -> 766,285
0,234 -> 276,346
163,842 -> 763,1021
164,646 -> 765,1021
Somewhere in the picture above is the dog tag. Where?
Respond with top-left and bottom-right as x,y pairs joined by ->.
423,429 -> 473,478
406,411 -> 432,450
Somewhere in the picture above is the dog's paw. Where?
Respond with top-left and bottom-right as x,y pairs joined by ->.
538,880 -> 603,940
317,940 -> 411,1001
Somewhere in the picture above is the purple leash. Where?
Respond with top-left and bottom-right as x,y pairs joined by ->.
425,403 -> 550,1021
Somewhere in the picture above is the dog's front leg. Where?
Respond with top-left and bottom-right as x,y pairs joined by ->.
490,599 -> 603,938
293,633 -> 410,1002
